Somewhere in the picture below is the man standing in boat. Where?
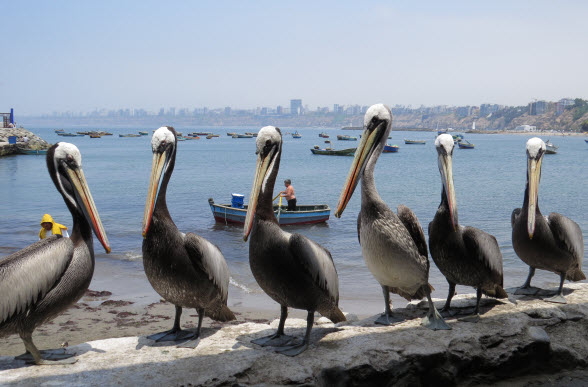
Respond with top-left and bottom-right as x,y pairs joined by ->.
280,179 -> 296,211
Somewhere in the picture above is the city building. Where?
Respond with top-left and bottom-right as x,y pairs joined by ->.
290,99 -> 303,115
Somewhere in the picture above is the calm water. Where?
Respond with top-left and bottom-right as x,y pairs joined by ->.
1,126 -> 587,314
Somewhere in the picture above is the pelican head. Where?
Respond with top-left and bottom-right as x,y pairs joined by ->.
335,103 -> 392,217
525,137 -> 546,239
48,142 -> 110,253
435,134 -> 458,230
142,126 -> 177,237
243,126 -> 282,241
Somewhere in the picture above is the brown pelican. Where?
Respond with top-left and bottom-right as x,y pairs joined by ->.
243,126 -> 345,356
428,134 -> 507,320
142,126 -> 235,347
511,137 -> 585,303
335,104 -> 449,330
0,142 -> 110,365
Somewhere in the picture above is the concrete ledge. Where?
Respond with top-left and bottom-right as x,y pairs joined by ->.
1,283 -> 588,386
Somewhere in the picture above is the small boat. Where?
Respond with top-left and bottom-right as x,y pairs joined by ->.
458,140 -> 475,149
18,148 -> 48,155
545,139 -> 558,154
383,144 -> 399,153
209,198 -> 330,225
177,136 -> 186,141
119,134 -> 142,138
233,134 -> 253,138
139,131 -> 149,135
184,136 -> 200,140
337,135 -> 357,141
77,131 -> 91,135
58,133 -> 83,137
292,131 -> 302,139
244,132 -> 258,137
54,129 -> 65,133
404,139 -> 426,144
206,134 -> 216,139
342,126 -> 362,130
227,132 -> 237,136
585,139 -> 588,143
193,132 -> 212,136
310,144 -> 356,156
319,132 -> 329,138
89,134 -> 102,138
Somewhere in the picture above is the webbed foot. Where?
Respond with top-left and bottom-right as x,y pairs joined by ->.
16,349 -> 77,365
147,329 -> 195,342
422,309 -> 451,330
274,341 -> 309,357
251,333 -> 295,347
177,336 -> 200,348
544,294 -> 567,304
374,313 -> 405,326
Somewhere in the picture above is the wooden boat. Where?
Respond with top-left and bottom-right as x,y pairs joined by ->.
119,133 -> 141,138
89,134 -> 102,138
319,132 -> 329,138
209,198 -> 330,225
177,136 -> 187,141
244,132 -> 258,137
292,131 -> 302,138
58,133 -> 83,137
233,134 -> 253,138
545,140 -> 558,154
206,134 -> 215,139
383,144 -> 399,153
139,131 -> 149,135
585,139 -> 588,143
184,136 -> 200,140
77,131 -> 91,135
458,140 -> 475,149
337,134 -> 357,141
310,146 -> 356,156
54,129 -> 65,133
404,139 -> 426,144
193,132 -> 212,136
18,148 -> 48,155
227,132 -> 237,136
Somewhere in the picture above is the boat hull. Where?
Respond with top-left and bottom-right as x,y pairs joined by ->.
209,200 -> 330,225
383,145 -> 399,153
310,148 -> 355,156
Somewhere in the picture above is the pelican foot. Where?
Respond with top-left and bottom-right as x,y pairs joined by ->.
274,341 -> 309,357
422,309 -> 451,331
177,336 -> 200,349
147,329 -> 195,343
458,313 -> 481,323
514,286 -> 542,296
439,308 -> 459,318
16,349 -> 74,362
251,333 -> 295,347
544,294 -> 567,304
374,313 -> 405,326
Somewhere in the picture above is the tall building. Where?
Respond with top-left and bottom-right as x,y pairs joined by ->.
290,99 -> 302,115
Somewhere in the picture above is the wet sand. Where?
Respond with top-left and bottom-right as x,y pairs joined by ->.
0,289 -> 315,357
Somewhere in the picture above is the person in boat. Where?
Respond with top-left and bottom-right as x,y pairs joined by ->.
280,179 -> 296,211
39,213 -> 69,240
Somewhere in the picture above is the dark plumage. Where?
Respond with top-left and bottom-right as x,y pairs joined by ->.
142,126 -> 235,347
0,142 -> 110,365
511,137 -> 585,303
428,134 -> 506,318
243,126 -> 344,357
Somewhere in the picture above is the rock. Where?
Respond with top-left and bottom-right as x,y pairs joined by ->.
0,127 -> 51,156
2,284 -> 588,385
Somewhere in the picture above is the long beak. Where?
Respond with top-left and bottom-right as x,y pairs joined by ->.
438,153 -> 458,230
243,151 -> 273,241
335,121 -> 384,217
526,157 -> 542,239
142,152 -> 167,237
67,168 -> 111,253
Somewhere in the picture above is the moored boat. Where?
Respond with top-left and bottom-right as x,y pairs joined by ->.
404,139 -> 426,144
54,129 -> 65,133
233,134 -> 253,138
58,133 -> 83,137
139,131 -> 149,135
383,144 -> 399,153
319,132 -> 329,138
89,134 -> 102,138
18,148 -> 48,155
209,198 -> 330,225
292,131 -> 302,138
310,145 -> 355,156
119,133 -> 142,138
337,134 -> 357,141
545,139 -> 558,154
458,139 -> 475,149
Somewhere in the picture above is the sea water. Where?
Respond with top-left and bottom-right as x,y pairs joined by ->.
1,126 -> 586,315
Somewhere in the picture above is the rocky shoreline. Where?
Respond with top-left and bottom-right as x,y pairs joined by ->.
1,283 -> 588,386
0,128 -> 51,157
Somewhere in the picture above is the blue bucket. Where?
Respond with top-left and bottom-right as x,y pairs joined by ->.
231,193 -> 245,208
8,136 -> 17,144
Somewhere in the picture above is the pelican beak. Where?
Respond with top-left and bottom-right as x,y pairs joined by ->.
243,149 -> 275,241
438,153 -> 458,230
526,157 -> 542,239
335,121 -> 385,217
142,151 -> 167,237
67,167 -> 111,253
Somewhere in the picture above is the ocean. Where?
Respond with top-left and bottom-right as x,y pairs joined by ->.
1,126 -> 586,315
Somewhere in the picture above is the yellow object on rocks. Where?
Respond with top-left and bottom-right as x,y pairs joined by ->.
39,213 -> 68,239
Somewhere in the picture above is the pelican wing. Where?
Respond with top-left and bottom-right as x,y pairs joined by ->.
462,227 -> 503,283
511,208 -> 522,228
184,233 -> 230,301
289,233 -> 339,303
548,213 -> 584,263
397,205 -> 428,258
0,235 -> 73,324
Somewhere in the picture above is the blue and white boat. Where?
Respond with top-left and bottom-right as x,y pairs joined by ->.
383,144 -> 399,153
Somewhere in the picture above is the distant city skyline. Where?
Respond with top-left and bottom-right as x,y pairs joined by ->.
2,1 -> 587,115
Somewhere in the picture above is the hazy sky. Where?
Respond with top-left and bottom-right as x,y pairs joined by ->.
2,1 -> 587,115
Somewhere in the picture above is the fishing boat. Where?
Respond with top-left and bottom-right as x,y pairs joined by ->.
89,134 -> 102,138
54,129 -> 65,133
18,148 -> 48,155
310,145 -> 356,156
193,132 -> 212,136
119,133 -> 141,138
226,132 -> 237,136
458,139 -> 475,149
585,139 -> 588,143
77,131 -> 91,135
209,198 -> 330,225
233,134 -> 253,138
319,132 -> 329,138
337,135 -> 357,141
404,139 -> 426,144
184,136 -> 200,140
545,139 -> 558,154
139,131 -> 149,135
244,132 -> 258,137
383,144 -> 399,153
58,133 -> 83,137
292,131 -> 302,138
177,136 -> 186,141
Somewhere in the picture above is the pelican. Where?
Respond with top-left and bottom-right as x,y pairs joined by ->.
335,104 -> 449,330
0,142 -> 110,365
511,137 -> 585,303
142,126 -> 235,347
243,126 -> 345,357
428,134 -> 506,320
